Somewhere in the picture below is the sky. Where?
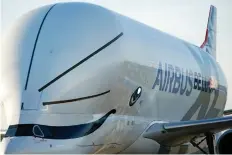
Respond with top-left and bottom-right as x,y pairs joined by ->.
0,0 -> 232,111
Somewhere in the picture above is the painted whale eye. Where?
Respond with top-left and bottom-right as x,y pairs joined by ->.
137,87 -> 142,94
129,87 -> 142,106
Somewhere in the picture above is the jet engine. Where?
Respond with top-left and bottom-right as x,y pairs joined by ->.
216,129 -> 232,154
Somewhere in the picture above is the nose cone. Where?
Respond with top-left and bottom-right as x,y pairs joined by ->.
1,138 -> 10,154
1,138 -> 27,154
1,4 -> 55,120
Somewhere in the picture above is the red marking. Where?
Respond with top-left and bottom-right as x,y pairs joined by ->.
200,29 -> 208,48
209,76 -> 218,89
200,6 -> 212,48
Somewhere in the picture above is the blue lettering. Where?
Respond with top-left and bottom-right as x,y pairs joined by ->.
152,62 -> 163,90
164,65 -> 170,92
180,69 -> 188,95
201,76 -> 205,92
198,73 -> 202,90
168,64 -> 175,92
186,70 -> 193,96
162,63 -> 168,91
151,62 -> 212,96
172,66 -> 181,94
194,72 -> 198,89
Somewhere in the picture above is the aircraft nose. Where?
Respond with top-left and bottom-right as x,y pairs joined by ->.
1,138 -> 21,154
1,138 -> 10,154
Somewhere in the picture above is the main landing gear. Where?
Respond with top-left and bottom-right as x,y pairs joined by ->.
190,132 -> 215,154
205,132 -> 215,154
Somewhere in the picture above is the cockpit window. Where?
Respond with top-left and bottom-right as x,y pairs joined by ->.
4,124 -> 51,138
5,125 -> 17,138
32,125 -> 44,138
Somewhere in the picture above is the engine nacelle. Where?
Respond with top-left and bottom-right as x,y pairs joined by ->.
216,129 -> 232,154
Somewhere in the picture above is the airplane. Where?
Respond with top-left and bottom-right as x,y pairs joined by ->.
0,2 -> 232,154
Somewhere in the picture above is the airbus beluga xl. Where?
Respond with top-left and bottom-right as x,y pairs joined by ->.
1,2 -> 232,154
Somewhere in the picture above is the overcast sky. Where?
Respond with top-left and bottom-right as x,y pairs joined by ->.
1,0 -> 232,110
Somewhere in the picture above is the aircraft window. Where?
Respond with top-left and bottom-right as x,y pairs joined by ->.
32,125 -> 44,138
5,126 -> 17,138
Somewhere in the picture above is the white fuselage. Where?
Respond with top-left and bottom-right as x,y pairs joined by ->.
1,2 -> 227,154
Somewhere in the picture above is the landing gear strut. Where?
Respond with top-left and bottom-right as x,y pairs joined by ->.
190,136 -> 207,154
205,132 -> 215,154
190,133 -> 215,154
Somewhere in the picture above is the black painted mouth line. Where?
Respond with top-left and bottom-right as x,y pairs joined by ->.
43,90 -> 110,106
38,32 -> 123,92
5,109 -> 116,139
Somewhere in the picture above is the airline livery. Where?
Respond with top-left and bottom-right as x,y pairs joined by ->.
1,2 -> 232,154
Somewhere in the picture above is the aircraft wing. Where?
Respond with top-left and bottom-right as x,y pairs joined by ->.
143,116 -> 232,146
